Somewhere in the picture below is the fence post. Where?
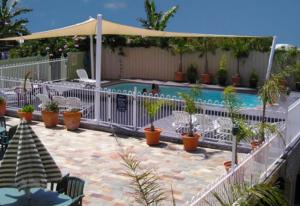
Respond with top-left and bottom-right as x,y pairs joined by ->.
37,64 -> 40,80
107,90 -> 112,124
133,87 -> 137,131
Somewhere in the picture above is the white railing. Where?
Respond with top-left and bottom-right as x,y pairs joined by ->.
186,99 -> 300,206
0,58 -> 67,82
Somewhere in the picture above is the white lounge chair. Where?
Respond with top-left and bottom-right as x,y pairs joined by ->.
52,96 -> 67,110
215,117 -> 233,142
194,114 -> 219,137
76,69 -> 96,84
172,111 -> 197,134
66,97 -> 81,110
36,94 -> 51,108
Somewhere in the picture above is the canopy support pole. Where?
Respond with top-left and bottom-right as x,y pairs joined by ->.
90,35 -> 95,79
265,36 -> 277,80
95,14 -> 102,121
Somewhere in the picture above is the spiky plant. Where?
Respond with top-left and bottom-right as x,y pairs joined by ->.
144,100 -> 165,132
209,182 -> 286,206
120,152 -> 167,206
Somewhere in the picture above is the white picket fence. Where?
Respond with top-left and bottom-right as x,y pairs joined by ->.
186,98 -> 300,206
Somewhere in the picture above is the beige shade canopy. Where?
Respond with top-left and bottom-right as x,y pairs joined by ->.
1,17 -> 269,41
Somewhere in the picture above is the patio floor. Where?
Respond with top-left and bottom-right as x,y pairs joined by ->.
4,117 -> 246,206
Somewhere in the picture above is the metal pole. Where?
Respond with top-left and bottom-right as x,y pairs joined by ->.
133,87 -> 137,130
94,14 -> 102,121
265,36 -> 277,80
90,35 -> 95,79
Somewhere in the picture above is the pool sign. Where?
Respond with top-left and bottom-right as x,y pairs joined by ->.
116,94 -> 128,112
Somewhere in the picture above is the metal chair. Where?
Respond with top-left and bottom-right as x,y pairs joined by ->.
0,117 -> 7,143
70,194 -> 85,206
1,125 -> 17,152
76,69 -> 96,84
65,176 -> 85,206
53,96 -> 67,111
55,173 -> 70,193
66,97 -> 81,110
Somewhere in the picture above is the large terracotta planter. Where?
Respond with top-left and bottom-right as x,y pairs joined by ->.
0,101 -> 6,116
144,128 -> 161,146
63,111 -> 81,131
200,73 -> 211,84
232,75 -> 241,86
182,133 -> 200,152
224,161 -> 232,172
175,72 -> 185,82
17,111 -> 33,122
42,110 -> 59,128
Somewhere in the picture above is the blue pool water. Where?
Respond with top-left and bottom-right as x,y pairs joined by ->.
105,82 -> 261,108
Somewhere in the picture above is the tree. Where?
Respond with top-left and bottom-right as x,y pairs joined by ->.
0,0 -> 32,49
138,0 -> 178,31
230,38 -> 251,76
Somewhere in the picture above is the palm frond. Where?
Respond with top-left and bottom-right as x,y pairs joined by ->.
159,5 -> 178,30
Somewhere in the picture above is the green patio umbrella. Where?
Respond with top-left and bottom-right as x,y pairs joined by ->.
0,120 -> 62,190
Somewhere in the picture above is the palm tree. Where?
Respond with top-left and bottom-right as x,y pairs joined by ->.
138,0 -> 178,31
0,0 -> 32,49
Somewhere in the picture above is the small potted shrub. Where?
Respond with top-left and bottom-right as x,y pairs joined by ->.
249,70 -> 259,89
17,104 -> 34,122
0,96 -> 6,116
186,64 -> 198,84
144,100 -> 165,146
179,86 -> 201,152
41,101 -> 59,128
217,55 -> 228,86
63,108 -> 81,131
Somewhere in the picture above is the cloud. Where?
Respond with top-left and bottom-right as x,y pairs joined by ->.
104,2 -> 127,10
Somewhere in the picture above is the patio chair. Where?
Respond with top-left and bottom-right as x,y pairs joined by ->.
1,125 -> 17,152
66,97 -> 81,110
65,176 -> 85,206
194,114 -> 219,138
70,194 -> 85,206
76,69 -> 96,84
215,117 -> 233,142
0,117 -> 7,141
48,173 -> 70,193
53,96 -> 67,110
172,111 -> 197,134
36,94 -> 51,108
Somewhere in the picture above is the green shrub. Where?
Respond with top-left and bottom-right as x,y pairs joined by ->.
249,70 -> 259,88
42,101 -> 59,113
0,97 -> 5,104
21,105 -> 34,113
217,55 -> 228,86
186,64 -> 198,83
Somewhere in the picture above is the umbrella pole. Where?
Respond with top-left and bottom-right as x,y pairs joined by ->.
25,187 -> 31,205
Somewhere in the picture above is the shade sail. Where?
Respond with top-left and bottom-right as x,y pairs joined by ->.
0,17 -> 269,41
0,120 -> 62,190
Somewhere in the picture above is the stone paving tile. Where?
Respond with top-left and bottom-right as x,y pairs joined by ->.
4,117 -> 246,206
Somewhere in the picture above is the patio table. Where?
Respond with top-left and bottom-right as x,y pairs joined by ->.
0,187 -> 72,206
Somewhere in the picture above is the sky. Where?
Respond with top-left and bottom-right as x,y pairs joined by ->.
17,0 -> 300,46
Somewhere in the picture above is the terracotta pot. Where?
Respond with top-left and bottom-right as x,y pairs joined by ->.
0,101 -> 6,116
224,161 -> 232,172
232,75 -> 241,86
251,140 -> 260,150
144,128 -> 161,146
175,72 -> 185,82
182,133 -> 200,152
17,111 -> 33,122
42,110 -> 59,128
200,73 -> 211,84
63,111 -> 81,131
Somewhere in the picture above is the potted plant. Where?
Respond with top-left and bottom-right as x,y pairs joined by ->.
178,86 -> 201,152
186,64 -> 198,84
17,104 -> 34,122
0,96 -> 6,116
169,38 -> 193,82
194,38 -> 218,84
63,108 -> 81,131
144,100 -> 165,146
41,101 -> 59,128
249,70 -> 259,89
217,55 -> 228,86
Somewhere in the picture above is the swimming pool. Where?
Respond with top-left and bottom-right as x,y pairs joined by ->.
105,82 -> 261,108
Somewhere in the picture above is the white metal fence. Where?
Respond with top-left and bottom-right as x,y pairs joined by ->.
186,99 -> 300,206
0,58 -> 67,82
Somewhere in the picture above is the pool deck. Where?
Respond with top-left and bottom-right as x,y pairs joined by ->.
3,116 -> 246,206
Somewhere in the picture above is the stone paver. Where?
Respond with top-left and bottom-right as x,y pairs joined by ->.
5,117 -> 244,205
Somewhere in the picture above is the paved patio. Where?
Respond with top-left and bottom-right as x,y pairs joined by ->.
4,117 -> 246,206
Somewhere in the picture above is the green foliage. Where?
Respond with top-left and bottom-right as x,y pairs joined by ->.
0,96 -> 5,104
178,86 -> 201,136
138,0 -> 179,31
292,62 -> 300,82
217,55 -> 228,86
21,104 -> 34,113
223,86 -> 241,121
144,100 -> 165,131
120,152 -> 167,206
186,64 -> 198,83
0,0 -> 32,49
249,70 -> 259,88
274,47 -> 299,72
42,101 -> 59,113
210,182 -> 286,206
